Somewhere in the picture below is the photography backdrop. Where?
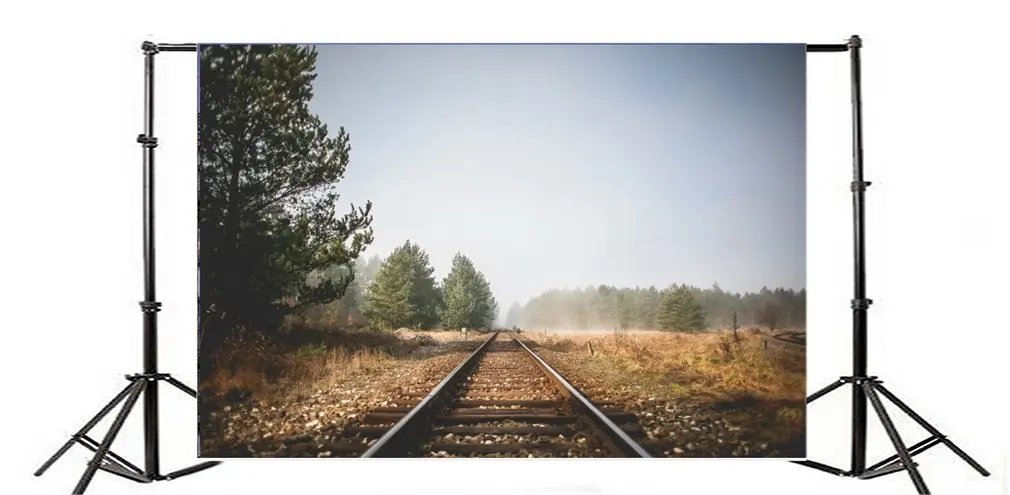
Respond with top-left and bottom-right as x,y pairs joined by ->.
196,42 -> 808,459
2,0 -> 1008,494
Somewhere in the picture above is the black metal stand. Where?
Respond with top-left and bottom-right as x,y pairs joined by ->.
34,41 -> 221,494
795,36 -> 988,495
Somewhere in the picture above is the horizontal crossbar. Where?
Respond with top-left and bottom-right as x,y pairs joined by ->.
75,436 -> 144,475
867,436 -> 942,472
858,462 -> 914,480
96,462 -> 151,484
807,44 -> 849,52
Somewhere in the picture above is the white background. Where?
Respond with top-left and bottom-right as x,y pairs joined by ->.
1,1 -> 1008,494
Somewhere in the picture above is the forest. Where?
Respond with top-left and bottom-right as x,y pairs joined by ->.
508,284 -> 805,332
310,257 -> 805,334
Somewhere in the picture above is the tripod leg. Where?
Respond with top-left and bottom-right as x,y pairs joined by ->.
807,379 -> 846,404
875,384 -> 990,477
864,382 -> 930,495
35,381 -> 138,477
163,461 -> 222,480
72,380 -> 146,495
164,375 -> 197,398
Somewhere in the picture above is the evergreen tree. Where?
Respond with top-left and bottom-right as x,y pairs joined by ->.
361,241 -> 440,330
757,301 -> 782,332
596,285 -> 617,329
616,289 -> 635,330
198,44 -> 374,339
657,284 -> 707,331
440,253 -> 499,329
643,286 -> 662,329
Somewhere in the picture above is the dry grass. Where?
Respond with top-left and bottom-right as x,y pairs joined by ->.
537,329 -> 806,450
200,328 -> 440,402
540,329 -> 805,405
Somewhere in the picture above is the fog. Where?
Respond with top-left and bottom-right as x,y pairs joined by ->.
307,44 -> 806,323
523,328 -> 663,336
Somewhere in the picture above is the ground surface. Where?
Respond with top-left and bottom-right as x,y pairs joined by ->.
528,331 -> 805,457
199,329 -> 805,458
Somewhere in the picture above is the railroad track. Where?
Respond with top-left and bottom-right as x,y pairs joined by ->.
329,331 -> 651,458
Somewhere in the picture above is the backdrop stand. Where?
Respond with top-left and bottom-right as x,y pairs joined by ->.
34,41 -> 221,495
796,35 -> 988,495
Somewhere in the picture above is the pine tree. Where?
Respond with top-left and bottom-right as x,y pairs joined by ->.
596,285 -> 618,329
616,289 -> 635,330
361,241 -> 440,330
440,253 -> 499,329
757,301 -> 782,332
198,44 -> 374,339
637,286 -> 661,329
657,284 -> 707,331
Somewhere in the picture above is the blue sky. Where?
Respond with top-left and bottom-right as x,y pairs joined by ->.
307,44 -> 806,313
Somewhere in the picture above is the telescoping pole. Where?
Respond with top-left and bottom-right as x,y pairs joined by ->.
139,40 -> 162,479
846,34 -> 871,475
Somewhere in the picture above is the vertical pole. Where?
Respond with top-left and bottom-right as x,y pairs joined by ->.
847,34 -> 870,475
139,41 -> 161,479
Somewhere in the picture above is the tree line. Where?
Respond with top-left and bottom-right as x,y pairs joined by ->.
505,283 -> 805,332
305,243 -> 499,331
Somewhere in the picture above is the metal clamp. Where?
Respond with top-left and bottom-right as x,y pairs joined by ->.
851,298 -> 873,310
125,372 -> 172,382
138,301 -> 162,313
136,134 -> 159,148
141,41 -> 160,55
840,375 -> 879,385
850,180 -> 872,192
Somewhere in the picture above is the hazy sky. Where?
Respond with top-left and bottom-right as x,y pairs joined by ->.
308,44 -> 805,313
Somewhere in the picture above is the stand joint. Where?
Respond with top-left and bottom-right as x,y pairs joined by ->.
136,134 -> 159,148
139,301 -> 162,313
125,372 -> 172,382
840,375 -> 880,385
141,41 -> 159,55
851,298 -> 873,310
850,180 -> 872,192
848,35 -> 863,49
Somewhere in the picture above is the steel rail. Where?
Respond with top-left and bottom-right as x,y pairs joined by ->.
508,333 -> 652,458
361,331 -> 500,457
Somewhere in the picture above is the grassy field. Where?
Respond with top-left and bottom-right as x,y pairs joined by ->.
199,326 -> 805,457
536,328 -> 804,403
202,328 -> 429,403
532,328 -> 806,454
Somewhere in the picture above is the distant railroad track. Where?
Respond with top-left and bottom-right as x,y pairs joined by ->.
329,331 -> 651,458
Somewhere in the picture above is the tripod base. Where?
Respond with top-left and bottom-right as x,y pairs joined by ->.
35,373 -> 221,494
795,376 -> 988,495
